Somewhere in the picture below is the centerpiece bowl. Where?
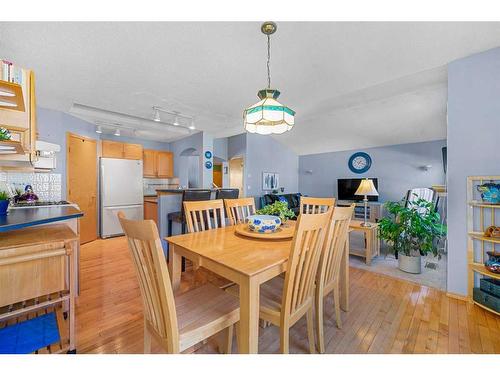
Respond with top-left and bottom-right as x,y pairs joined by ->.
247,215 -> 281,233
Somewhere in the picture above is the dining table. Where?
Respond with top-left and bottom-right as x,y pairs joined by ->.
166,220 -> 350,354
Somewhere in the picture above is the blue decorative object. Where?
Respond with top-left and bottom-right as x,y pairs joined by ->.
204,151 -> 212,159
0,312 -> 60,354
485,251 -> 500,274
0,200 -> 8,216
247,215 -> 281,233
477,183 -> 500,204
348,152 -> 372,174
205,161 -> 212,169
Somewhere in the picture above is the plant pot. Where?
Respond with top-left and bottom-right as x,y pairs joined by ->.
0,200 -> 9,216
398,254 -> 421,274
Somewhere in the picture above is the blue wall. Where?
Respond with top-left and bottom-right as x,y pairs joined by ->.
36,106 -> 171,199
246,133 -> 299,198
447,47 -> 500,296
299,140 -> 446,203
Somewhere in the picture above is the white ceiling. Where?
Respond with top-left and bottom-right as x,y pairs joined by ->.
2,22 -> 500,154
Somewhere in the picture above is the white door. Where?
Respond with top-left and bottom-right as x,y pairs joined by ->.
101,204 -> 143,238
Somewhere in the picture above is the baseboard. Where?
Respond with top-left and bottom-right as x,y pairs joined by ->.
446,292 -> 469,302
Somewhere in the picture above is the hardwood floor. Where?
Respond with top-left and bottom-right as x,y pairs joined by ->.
76,237 -> 500,354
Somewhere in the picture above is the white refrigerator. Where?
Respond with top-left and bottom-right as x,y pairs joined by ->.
100,158 -> 144,238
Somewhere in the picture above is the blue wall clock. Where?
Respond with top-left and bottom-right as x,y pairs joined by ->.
205,161 -> 213,169
204,151 -> 212,159
348,152 -> 372,174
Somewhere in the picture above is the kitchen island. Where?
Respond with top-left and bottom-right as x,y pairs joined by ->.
0,206 -> 83,353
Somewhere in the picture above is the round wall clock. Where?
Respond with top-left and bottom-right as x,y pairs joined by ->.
348,152 -> 372,174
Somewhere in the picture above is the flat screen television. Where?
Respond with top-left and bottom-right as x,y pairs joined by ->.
337,178 -> 379,202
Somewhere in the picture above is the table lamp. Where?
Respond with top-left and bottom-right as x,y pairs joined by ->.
355,178 -> 379,227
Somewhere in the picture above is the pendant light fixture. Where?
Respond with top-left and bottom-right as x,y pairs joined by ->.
243,22 -> 295,135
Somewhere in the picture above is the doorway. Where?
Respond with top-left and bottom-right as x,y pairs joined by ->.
67,132 -> 98,244
229,157 -> 244,196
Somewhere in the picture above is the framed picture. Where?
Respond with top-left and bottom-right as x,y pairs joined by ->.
262,172 -> 279,191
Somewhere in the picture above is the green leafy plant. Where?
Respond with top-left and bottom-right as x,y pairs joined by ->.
378,196 -> 447,258
257,201 -> 296,222
0,190 -> 9,201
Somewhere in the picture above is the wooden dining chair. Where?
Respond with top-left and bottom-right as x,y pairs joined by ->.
117,211 -> 239,354
314,204 -> 354,353
224,197 -> 256,226
183,199 -> 234,289
226,209 -> 332,353
300,197 -> 336,215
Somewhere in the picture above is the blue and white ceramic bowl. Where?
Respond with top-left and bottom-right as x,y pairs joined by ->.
247,215 -> 282,233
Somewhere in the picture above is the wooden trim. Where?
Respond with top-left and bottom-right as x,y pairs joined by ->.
446,292 -> 469,302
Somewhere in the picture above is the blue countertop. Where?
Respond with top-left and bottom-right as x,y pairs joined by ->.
0,206 -> 83,233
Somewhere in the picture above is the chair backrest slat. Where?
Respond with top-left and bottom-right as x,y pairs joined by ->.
224,197 -> 256,226
117,211 -> 179,353
318,204 -> 355,290
282,209 -> 332,320
300,197 -> 336,215
184,199 -> 226,233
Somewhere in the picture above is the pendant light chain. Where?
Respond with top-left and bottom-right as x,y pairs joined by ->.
267,34 -> 271,89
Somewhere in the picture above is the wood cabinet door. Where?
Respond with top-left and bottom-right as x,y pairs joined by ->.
143,149 -> 157,177
101,140 -> 124,158
144,200 -> 158,227
123,143 -> 143,160
157,151 -> 173,178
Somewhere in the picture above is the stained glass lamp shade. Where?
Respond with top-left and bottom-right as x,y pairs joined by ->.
244,89 -> 295,135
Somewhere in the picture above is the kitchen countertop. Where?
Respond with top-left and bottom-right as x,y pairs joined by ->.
0,206 -> 83,233
155,188 -> 219,193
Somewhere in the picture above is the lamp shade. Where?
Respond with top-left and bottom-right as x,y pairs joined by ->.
355,178 -> 379,196
243,89 -> 295,135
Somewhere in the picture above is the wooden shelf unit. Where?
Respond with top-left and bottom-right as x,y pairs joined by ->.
0,80 -> 25,112
0,139 -> 25,154
467,175 -> 500,316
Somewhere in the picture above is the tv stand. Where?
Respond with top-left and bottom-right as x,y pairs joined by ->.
337,200 -> 382,222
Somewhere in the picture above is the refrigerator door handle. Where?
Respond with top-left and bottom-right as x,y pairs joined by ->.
104,204 -> 142,210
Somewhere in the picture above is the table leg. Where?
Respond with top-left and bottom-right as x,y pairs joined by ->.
238,277 -> 260,354
340,235 -> 349,312
168,244 -> 182,292
68,240 -> 76,352
366,231 -> 372,265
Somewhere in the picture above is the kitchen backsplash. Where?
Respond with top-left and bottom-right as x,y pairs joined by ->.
0,172 -> 62,201
143,177 -> 180,195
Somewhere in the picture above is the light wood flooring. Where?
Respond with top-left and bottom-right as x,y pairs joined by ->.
76,237 -> 500,354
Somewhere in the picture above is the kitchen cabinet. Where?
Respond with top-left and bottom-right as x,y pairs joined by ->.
101,140 -> 143,160
143,149 -> 157,177
157,151 -> 173,178
0,70 -> 37,166
143,149 -> 174,178
144,198 -> 158,227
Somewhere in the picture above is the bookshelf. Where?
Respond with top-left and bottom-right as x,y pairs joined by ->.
467,176 -> 500,316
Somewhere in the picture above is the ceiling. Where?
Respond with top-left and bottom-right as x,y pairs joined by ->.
2,22 -> 500,154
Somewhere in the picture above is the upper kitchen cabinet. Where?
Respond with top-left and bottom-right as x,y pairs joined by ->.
143,149 -> 173,178
0,64 -> 37,166
101,140 -> 143,160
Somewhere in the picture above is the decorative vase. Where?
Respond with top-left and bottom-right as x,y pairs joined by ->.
0,200 -> 9,216
485,251 -> 500,274
398,254 -> 422,274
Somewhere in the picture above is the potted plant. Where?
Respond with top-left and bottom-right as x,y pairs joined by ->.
0,189 -> 10,216
256,200 -> 296,224
378,197 -> 446,274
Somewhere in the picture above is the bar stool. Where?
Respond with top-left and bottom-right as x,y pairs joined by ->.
215,188 -> 240,200
167,189 -> 212,237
